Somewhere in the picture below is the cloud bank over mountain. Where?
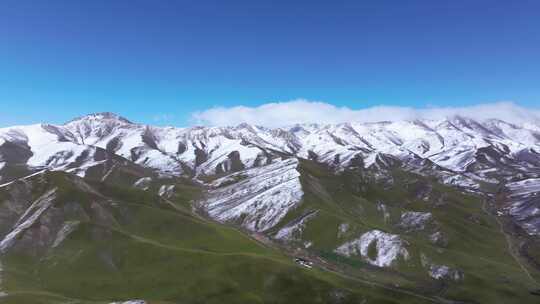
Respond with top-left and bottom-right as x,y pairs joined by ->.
191,99 -> 540,127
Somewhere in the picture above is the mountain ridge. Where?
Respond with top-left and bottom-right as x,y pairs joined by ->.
2,112 -> 540,185
2,113 -> 540,236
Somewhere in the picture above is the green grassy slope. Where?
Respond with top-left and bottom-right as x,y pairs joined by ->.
0,171 -> 434,304
266,160 -> 540,303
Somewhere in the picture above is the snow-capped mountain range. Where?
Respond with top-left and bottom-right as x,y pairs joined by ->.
1,112 -> 539,179
1,112 -> 540,234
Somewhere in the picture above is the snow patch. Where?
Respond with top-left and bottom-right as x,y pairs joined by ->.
429,231 -> 448,247
202,158 -> 303,232
428,265 -> 463,281
505,178 -> 540,235
52,221 -> 80,248
441,174 -> 480,190
421,254 -> 463,281
398,211 -> 433,232
376,202 -> 390,223
158,184 -> 175,198
507,178 -> 540,197
275,211 -> 318,241
0,170 -> 47,189
337,223 -> 350,238
335,230 -> 409,267
133,177 -> 152,191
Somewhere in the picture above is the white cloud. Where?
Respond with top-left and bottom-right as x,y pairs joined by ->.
190,99 -> 540,127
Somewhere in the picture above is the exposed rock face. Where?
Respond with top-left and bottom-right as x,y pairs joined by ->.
0,188 -> 57,254
335,230 -> 409,267
0,172 -> 121,257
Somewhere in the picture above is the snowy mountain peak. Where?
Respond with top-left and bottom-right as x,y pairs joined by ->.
65,112 -> 133,125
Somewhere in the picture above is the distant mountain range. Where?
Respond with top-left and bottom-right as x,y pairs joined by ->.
4,112 -> 540,176
0,113 -> 539,303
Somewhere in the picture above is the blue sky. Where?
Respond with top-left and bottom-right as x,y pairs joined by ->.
1,0 -> 539,127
